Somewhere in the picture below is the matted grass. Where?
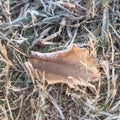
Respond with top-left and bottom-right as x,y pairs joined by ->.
0,0 -> 120,120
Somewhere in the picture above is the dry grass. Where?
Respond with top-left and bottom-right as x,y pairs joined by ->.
0,0 -> 120,120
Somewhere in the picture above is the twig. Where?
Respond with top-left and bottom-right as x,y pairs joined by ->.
101,0 -> 109,52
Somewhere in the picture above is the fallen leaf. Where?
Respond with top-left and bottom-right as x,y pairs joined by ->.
29,44 -> 100,88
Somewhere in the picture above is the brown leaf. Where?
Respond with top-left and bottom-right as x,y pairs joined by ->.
29,44 -> 100,88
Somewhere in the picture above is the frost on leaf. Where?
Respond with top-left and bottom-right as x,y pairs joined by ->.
29,44 -> 100,88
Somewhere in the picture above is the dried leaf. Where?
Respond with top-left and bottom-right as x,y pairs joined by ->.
29,44 -> 100,88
